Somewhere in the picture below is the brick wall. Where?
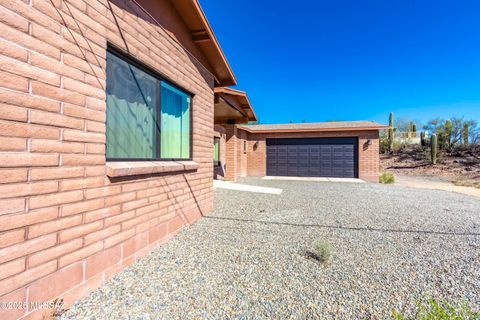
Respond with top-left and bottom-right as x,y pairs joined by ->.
244,130 -> 381,182
0,0 -> 215,319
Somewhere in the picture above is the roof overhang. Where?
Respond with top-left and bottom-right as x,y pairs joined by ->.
238,125 -> 388,134
171,0 -> 237,87
214,87 -> 257,123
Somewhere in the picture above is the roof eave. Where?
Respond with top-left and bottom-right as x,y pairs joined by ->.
238,126 -> 388,133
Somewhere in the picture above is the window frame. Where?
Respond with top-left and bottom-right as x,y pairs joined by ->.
213,137 -> 220,167
106,45 -> 193,162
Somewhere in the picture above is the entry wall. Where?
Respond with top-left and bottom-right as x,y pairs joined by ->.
245,130 -> 380,182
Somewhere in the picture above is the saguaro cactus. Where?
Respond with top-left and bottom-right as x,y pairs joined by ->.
420,131 -> 426,147
444,119 -> 453,149
463,123 -> 469,146
388,112 -> 394,152
431,134 -> 438,164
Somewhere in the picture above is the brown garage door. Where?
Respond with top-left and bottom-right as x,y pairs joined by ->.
266,137 -> 358,178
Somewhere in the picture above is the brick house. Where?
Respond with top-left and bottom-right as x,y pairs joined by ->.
0,0 -> 238,318
214,118 -> 386,182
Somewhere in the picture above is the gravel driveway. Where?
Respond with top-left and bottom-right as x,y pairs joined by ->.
62,178 -> 480,319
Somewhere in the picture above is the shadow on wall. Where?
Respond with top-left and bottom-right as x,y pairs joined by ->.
109,0 -> 215,89
214,161 -> 226,180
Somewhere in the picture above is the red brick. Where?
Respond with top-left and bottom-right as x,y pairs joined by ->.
85,165 -> 105,177
28,239 -> 83,267
63,129 -> 105,143
86,120 -> 106,133
85,97 -> 106,111
0,5 -> 29,32
104,229 -> 135,248
28,262 -> 83,303
0,70 -> 29,92
86,143 -> 105,154
0,169 -> 28,184
59,273 -> 103,311
29,190 -> 84,210
31,81 -> 85,106
0,54 -> 60,86
0,119 -> 60,139
0,21 -> 61,60
2,0 -> 62,33
62,154 -> 105,166
105,211 -> 135,227
148,222 -> 168,244
0,198 -> 24,216
59,176 -> 105,192
122,181 -> 148,193
28,214 -> 82,239
30,110 -> 84,129
0,37 -> 28,62
0,103 -> 28,122
0,234 -> 56,264
0,153 -> 59,168
0,229 -> 25,249
58,241 -> 103,268
30,51 -> 85,82
63,53 -> 104,79
30,139 -> 84,154
63,77 -> 105,100
31,23 -> 83,58
85,185 -> 121,199
61,198 -> 104,217
85,245 -> 121,279
0,258 -> 25,281
105,192 -> 136,207
30,166 -> 85,181
84,205 -> 121,223
58,221 -> 103,243
0,87 -> 60,113
63,103 -> 106,122
121,213 -> 150,231
0,287 -> 27,319
0,137 -> 27,151
84,225 -> 121,245
0,181 -> 58,200
123,231 -> 149,258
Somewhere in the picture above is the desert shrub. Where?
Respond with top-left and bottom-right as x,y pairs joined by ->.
307,240 -> 332,263
392,298 -> 479,320
379,172 -> 395,184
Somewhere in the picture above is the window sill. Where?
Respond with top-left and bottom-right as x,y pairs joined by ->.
106,160 -> 199,178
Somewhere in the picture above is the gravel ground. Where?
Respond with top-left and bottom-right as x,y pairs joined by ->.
61,178 -> 480,319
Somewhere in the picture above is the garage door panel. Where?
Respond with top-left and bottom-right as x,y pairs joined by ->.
266,138 -> 358,178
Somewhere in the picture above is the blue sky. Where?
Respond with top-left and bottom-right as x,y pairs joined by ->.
201,0 -> 480,126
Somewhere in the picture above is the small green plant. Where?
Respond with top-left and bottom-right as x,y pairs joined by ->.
379,172 -> 395,184
392,298 -> 480,320
430,134 -> 438,164
307,240 -> 332,263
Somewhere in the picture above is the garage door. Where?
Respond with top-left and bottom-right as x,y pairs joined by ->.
266,137 -> 358,178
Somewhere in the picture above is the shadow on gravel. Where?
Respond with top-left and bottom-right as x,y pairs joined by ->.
204,216 -> 480,237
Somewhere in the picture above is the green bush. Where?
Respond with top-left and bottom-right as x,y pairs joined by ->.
393,298 -> 480,320
307,240 -> 332,263
379,172 -> 395,184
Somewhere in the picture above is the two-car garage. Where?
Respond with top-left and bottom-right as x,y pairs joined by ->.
235,121 -> 386,182
266,137 -> 358,178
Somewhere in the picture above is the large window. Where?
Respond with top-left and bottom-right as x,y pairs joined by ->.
213,137 -> 220,166
106,48 -> 191,160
